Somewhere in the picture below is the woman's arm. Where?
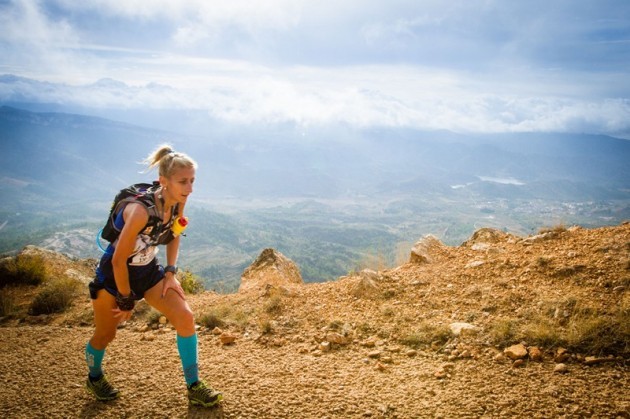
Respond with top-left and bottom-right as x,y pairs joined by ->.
165,201 -> 184,271
162,235 -> 185,299
111,203 -> 149,297
161,202 -> 187,299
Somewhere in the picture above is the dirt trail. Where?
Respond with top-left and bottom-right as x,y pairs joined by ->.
1,223 -> 629,418
1,324 -> 627,418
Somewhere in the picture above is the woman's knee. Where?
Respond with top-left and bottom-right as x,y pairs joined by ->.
170,306 -> 195,333
91,329 -> 117,348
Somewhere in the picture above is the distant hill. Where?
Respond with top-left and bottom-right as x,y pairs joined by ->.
0,105 -> 172,207
2,105 -> 629,206
1,105 -> 629,288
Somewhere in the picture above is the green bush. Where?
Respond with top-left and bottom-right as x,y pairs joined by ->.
29,277 -> 81,315
0,254 -> 47,288
179,269 -> 205,295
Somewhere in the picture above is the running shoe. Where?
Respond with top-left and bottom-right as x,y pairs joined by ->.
86,375 -> 120,401
187,380 -> 223,407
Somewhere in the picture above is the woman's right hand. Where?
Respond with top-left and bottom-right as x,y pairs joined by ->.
112,307 -> 133,323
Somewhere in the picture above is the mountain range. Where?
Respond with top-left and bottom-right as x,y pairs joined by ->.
1,104 -> 629,289
2,105 -> 629,205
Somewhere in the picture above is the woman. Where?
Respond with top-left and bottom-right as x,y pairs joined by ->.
85,145 -> 222,407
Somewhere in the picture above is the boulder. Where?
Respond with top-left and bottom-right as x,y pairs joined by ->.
409,235 -> 448,264
239,248 -> 303,293
219,332 -> 237,345
350,269 -> 380,298
528,346 -> 544,362
504,343 -> 528,360
462,228 -> 512,248
449,322 -> 477,336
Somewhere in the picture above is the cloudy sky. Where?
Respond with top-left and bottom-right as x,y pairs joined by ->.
1,0 -> 630,137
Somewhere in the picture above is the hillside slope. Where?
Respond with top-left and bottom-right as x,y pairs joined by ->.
0,223 -> 628,418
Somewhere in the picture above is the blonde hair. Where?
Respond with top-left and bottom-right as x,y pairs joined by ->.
143,144 -> 197,178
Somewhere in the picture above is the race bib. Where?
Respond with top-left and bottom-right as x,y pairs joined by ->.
128,236 -> 159,266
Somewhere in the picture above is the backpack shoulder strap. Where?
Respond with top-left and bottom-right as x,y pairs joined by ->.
113,182 -> 161,219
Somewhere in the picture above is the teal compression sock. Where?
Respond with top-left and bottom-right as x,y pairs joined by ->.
177,333 -> 199,386
85,342 -> 105,379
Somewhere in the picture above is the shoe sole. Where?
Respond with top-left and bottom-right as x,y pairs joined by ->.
189,393 -> 223,408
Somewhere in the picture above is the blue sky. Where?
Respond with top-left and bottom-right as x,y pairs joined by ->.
1,0 -> 630,137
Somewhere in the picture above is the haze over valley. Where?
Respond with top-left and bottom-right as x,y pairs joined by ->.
1,104 -> 628,291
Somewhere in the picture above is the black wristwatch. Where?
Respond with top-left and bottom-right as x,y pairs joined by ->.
165,265 -> 178,274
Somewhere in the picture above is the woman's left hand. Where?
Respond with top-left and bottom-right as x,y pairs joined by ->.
162,273 -> 186,300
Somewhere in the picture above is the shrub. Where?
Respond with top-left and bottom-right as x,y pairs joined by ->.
199,303 -> 249,330
263,294 -> 283,315
539,224 -> 567,235
259,319 -> 274,335
29,277 -> 81,315
179,269 -> 205,295
0,288 -> 17,317
489,318 -> 519,347
400,321 -> 451,348
199,311 -> 224,330
0,254 -> 47,288
520,316 -> 564,348
565,301 -> 630,356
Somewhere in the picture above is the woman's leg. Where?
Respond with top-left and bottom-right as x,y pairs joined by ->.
144,280 -> 195,336
144,280 -> 222,407
85,289 -> 121,400
144,281 -> 197,383
89,289 -> 120,351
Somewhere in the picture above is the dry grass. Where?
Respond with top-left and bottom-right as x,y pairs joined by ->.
489,318 -> 519,347
487,295 -> 630,356
564,299 -> 630,356
258,318 -> 274,335
199,302 -> 250,330
0,288 -> 17,317
400,321 -> 451,349
263,294 -> 283,316
539,223 -> 568,235
0,254 -> 48,288
29,277 -> 82,315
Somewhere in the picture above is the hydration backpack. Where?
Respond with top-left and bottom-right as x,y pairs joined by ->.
100,181 -> 177,245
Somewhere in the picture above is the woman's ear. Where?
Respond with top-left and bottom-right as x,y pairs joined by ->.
158,175 -> 167,189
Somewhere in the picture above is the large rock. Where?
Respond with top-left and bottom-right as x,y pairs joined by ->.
409,235 -> 448,264
350,269 -> 380,298
504,343 -> 528,360
462,227 -> 514,247
239,248 -> 303,293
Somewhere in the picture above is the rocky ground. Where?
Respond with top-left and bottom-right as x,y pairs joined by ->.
0,223 -> 628,418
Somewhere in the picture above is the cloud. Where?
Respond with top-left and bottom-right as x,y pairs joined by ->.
0,0 -> 629,138
2,67 -> 630,138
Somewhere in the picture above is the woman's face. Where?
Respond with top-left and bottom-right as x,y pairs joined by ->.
162,166 -> 195,205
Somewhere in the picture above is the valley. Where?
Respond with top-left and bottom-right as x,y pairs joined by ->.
3,194 -> 627,293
